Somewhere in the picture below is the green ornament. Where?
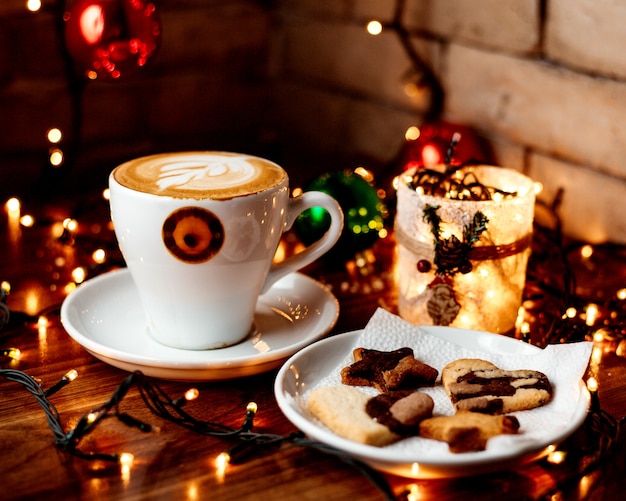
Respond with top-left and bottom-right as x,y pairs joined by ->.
294,170 -> 387,263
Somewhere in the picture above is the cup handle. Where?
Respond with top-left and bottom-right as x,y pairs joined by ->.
261,191 -> 343,294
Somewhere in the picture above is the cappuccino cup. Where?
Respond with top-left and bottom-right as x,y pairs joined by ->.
109,151 -> 343,350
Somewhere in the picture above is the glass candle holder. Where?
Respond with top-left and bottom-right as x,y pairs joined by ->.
395,165 -> 535,334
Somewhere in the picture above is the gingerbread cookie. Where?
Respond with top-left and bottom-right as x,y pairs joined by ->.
307,386 -> 434,446
442,358 -> 553,414
341,347 -> 438,392
419,410 -> 520,453
366,390 -> 434,436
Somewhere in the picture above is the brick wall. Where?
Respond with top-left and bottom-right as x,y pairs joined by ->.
272,0 -> 626,244
1,0 -> 625,245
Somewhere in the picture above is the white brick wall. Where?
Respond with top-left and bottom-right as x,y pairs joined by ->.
274,0 -> 626,244
529,154 -> 626,243
444,44 -> 626,180
546,0 -> 626,79
404,0 -> 540,54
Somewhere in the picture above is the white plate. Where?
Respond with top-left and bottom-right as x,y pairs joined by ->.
60,268 -> 339,381
274,329 -> 590,479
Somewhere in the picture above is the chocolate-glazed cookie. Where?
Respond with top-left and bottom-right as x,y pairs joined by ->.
341,347 -> 438,392
442,358 -> 553,414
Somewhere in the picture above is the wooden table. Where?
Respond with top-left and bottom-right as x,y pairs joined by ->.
1,191 -> 625,500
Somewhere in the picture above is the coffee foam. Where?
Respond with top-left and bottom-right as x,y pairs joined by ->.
113,152 -> 286,200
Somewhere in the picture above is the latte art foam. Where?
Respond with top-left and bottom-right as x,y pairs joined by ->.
113,152 -> 286,200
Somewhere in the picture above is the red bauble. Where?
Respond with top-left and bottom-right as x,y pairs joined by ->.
400,120 -> 492,170
64,0 -> 161,81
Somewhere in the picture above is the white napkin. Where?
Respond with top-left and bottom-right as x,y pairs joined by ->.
308,308 -> 593,457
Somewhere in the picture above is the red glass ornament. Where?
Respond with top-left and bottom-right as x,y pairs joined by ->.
400,120 -> 492,171
64,0 -> 161,81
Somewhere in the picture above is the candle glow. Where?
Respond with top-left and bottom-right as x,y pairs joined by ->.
395,166 -> 536,333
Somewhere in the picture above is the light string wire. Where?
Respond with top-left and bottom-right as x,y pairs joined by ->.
0,368 -> 396,500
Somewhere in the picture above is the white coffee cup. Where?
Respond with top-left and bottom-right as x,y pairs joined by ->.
109,151 -> 343,350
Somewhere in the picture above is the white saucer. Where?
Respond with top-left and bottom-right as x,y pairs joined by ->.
275,328 -> 590,479
60,268 -> 339,381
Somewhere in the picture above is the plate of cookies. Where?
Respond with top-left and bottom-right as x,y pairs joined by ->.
274,308 -> 593,478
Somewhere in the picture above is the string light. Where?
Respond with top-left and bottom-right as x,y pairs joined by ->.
49,148 -> 64,167
92,249 -> 106,264
5,197 -> 20,214
71,266 -> 87,284
366,20 -> 383,36
172,387 -> 200,407
26,0 -> 42,12
44,369 -> 78,397
547,449 -> 567,465
586,376 -> 599,393
20,214 -> 35,227
47,128 -> 62,143
242,401 -> 257,432
1,348 -> 21,360
215,451 -> 230,473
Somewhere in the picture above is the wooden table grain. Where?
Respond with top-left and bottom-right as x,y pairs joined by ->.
1,193 -> 625,501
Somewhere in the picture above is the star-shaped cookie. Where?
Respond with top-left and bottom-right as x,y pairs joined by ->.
340,347 -> 438,392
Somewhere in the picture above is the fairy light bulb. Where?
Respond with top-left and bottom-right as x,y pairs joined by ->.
44,369 -> 79,396
580,245 -> 594,259
1,348 -> 21,360
5,197 -> 20,213
585,304 -> 599,326
49,148 -> 64,167
366,20 -> 383,35
547,449 -> 567,464
119,452 -> 134,467
47,128 -> 62,144
63,218 -> 78,232
71,267 -> 87,284
586,376 -> 598,393
406,482 -> 420,501
1,280 -> 10,297
185,388 -> 199,401
92,249 -> 107,264
119,452 -> 134,481
215,452 -> 230,469
20,214 -> 35,227
405,126 -> 420,141
26,0 -> 42,12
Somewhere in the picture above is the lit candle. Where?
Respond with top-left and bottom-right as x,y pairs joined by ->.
395,165 -> 535,334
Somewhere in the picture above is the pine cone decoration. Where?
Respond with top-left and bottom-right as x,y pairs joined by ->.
434,235 -> 468,274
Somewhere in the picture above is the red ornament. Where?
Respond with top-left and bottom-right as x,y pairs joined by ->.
64,0 -> 161,81
417,259 -> 432,273
400,120 -> 492,171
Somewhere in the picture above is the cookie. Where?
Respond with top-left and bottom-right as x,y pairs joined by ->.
366,390 -> 434,436
341,347 -> 439,392
442,358 -> 553,414
307,386 -> 434,446
308,385 -> 399,446
419,410 -> 520,453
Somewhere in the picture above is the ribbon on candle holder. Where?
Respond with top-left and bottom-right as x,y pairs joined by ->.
395,225 -> 533,262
